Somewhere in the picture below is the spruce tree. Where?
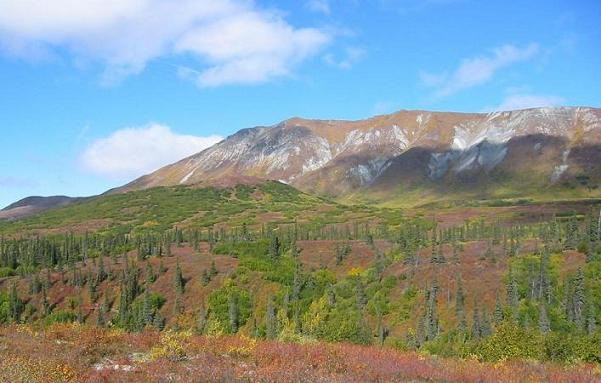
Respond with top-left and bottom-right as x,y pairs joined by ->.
587,305 -> 597,335
153,312 -> 165,331
142,283 -> 153,326
269,236 -> 281,261
471,305 -> 481,339
265,296 -> 277,339
493,293 -> 504,324
355,278 -> 367,311
174,258 -> 184,294
572,268 -> 585,329
196,305 -> 208,334
8,282 -> 23,322
209,261 -> 218,277
538,303 -> 550,334
229,294 -> 239,334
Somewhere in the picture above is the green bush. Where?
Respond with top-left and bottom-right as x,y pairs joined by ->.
44,310 -> 77,325
476,321 -> 542,361
0,267 -> 14,278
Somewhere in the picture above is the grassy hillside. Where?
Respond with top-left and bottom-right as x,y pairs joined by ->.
1,181 -> 600,382
0,181 -> 398,236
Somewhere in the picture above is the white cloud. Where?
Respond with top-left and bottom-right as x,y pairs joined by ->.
488,94 -> 565,112
421,43 -> 539,97
324,46 -> 365,69
81,124 -> 222,179
306,0 -> 331,14
0,0 -> 330,86
175,10 -> 330,87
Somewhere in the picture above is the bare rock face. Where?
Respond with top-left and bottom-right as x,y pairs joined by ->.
118,107 -> 601,197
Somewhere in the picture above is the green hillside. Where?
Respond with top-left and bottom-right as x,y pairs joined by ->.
0,181 -> 401,236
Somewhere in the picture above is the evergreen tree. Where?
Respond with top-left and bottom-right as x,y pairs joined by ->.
8,282 -> 23,323
493,293 -> 504,324
481,307 -> 492,337
572,268 -> 585,329
268,236 -> 281,261
355,278 -> 367,311
201,270 -> 210,286
96,294 -> 108,327
174,258 -> 184,294
265,296 -> 277,339
153,312 -> 165,331
196,305 -> 207,334
507,270 -> 519,318
142,283 -> 153,326
41,286 -> 50,316
471,305 -> 482,339
145,263 -> 155,283
209,260 -> 218,277
452,244 -> 460,264
587,305 -> 597,335
229,294 -> 239,334
538,303 -> 550,334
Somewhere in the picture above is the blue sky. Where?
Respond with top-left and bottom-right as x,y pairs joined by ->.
0,0 -> 600,207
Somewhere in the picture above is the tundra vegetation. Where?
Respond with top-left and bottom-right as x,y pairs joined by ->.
0,182 -> 600,382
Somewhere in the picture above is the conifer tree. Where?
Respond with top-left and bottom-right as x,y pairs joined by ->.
587,305 -> 597,335
265,296 -> 277,339
493,293 -> 504,324
153,312 -> 165,331
538,303 -> 550,333
142,283 -> 153,326
269,236 -> 281,261
209,260 -> 218,277
145,263 -> 155,283
201,270 -> 210,286
174,258 -> 184,294
355,278 -> 367,311
471,305 -> 481,339
229,294 -> 239,334
196,305 -> 207,334
572,268 -> 585,329
8,282 -> 23,323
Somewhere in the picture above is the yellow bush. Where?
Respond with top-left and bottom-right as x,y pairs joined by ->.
149,330 -> 191,361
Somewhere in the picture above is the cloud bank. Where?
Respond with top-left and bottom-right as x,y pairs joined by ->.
81,124 -> 222,180
421,43 -> 539,97
0,0 -> 330,86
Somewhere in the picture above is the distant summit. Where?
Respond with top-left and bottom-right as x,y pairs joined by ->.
117,107 -> 601,203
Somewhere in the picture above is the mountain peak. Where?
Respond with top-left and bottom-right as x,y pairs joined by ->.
115,106 -> 601,202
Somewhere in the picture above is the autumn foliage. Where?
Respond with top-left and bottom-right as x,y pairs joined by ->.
0,323 -> 599,383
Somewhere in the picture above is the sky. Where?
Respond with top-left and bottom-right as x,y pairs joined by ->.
0,0 -> 600,208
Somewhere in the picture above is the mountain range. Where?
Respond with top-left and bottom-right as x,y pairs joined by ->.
3,106 -> 601,218
119,106 -> 601,204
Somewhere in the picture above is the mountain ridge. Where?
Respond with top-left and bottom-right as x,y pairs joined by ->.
117,106 -> 601,203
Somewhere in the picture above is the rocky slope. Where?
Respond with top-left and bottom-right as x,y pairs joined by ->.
110,107 -> 601,202
0,196 -> 82,220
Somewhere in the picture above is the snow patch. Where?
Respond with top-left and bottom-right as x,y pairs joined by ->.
550,149 -> 570,183
179,169 -> 196,184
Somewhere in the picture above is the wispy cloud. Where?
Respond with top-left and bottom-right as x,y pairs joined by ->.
81,124 -> 222,180
0,0 -> 330,87
0,176 -> 37,189
420,43 -> 539,97
324,47 -> 365,69
306,0 -> 331,14
487,93 -> 565,112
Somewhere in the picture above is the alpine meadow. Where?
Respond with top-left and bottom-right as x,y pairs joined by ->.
1,1 -> 601,382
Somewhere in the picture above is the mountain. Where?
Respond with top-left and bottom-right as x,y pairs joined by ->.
118,107 -> 601,205
0,195 -> 82,220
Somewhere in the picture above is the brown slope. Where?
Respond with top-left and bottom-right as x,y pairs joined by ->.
112,107 -> 601,200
